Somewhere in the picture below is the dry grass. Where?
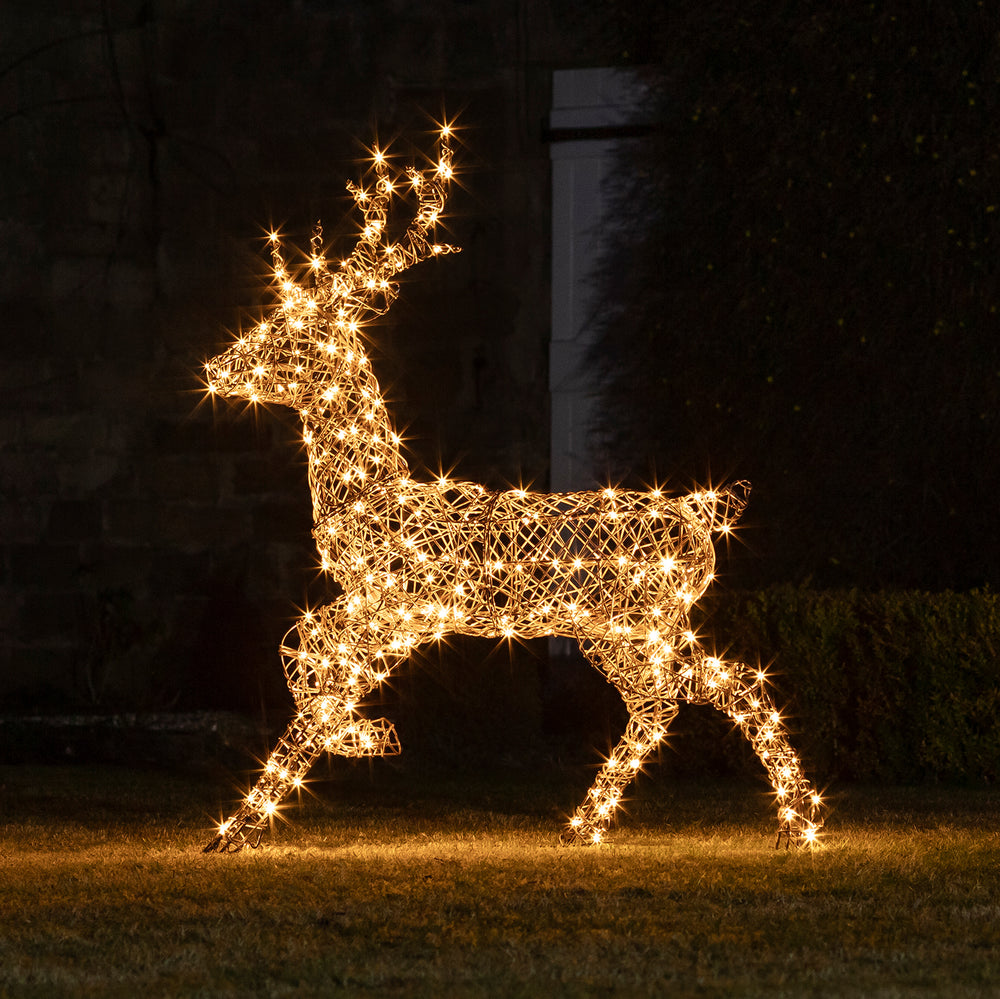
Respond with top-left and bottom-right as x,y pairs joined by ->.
1,763 -> 999,997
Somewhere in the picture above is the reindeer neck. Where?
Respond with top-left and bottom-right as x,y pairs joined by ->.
300,340 -> 408,517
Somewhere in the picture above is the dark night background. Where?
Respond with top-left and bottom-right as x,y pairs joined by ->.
590,3 -> 1000,592
1,2 -> 998,761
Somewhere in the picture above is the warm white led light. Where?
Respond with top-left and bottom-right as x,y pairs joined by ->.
201,128 -> 822,854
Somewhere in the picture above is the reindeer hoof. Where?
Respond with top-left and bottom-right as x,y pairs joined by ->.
560,823 -> 596,846
203,833 -> 254,854
775,821 -> 822,850
203,833 -> 245,854
203,818 -> 266,853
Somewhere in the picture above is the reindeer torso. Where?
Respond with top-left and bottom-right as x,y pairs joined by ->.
313,474 -> 731,649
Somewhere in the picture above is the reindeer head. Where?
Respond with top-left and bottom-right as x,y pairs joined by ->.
205,129 -> 459,413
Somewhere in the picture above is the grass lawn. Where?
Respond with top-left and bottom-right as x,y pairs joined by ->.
1,761 -> 999,997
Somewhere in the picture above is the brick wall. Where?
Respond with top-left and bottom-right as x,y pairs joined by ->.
0,0 -> 592,709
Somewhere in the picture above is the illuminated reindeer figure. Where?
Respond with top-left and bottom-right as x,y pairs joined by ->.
202,129 -> 822,852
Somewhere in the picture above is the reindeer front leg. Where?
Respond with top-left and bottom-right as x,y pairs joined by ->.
284,608 -> 407,760
204,608 -> 415,852
203,699 -> 402,854
204,709 -> 326,853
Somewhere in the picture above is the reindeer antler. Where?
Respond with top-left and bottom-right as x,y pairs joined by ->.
394,128 -> 459,270
256,128 -> 458,326
334,129 -> 459,317
344,147 -> 393,280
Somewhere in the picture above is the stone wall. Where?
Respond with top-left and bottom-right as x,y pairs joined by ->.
0,0 -> 596,709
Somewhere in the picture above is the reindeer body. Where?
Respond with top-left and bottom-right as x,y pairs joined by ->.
202,131 -> 822,852
315,479 -> 731,635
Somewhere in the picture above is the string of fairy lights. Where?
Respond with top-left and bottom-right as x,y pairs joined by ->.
201,127 -> 823,853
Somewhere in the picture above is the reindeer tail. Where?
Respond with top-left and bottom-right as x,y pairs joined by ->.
686,480 -> 750,534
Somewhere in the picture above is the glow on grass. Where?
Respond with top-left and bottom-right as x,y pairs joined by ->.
200,127 -> 823,854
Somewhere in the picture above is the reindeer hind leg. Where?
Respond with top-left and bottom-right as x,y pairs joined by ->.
563,700 -> 679,845
563,637 -> 680,844
683,652 -> 823,846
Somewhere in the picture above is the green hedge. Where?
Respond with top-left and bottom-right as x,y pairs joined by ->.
382,590 -> 1000,786
708,588 -> 1000,784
